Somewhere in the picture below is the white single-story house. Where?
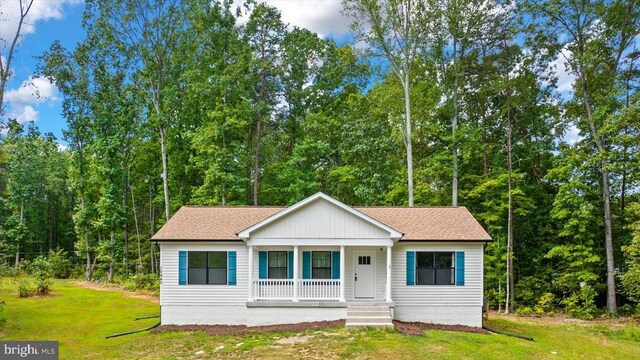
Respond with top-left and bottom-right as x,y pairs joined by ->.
152,192 -> 491,328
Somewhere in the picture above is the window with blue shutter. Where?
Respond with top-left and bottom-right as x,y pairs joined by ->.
331,251 -> 340,279
456,251 -> 465,286
178,251 -> 187,285
406,251 -> 415,286
227,251 -> 237,285
258,251 -> 267,279
302,251 -> 311,279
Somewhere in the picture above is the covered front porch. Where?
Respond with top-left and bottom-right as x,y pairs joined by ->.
247,244 -> 394,303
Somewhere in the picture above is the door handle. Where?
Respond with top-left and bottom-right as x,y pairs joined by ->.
355,274 -> 358,281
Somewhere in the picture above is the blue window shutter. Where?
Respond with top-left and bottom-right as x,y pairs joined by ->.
406,251 -> 415,286
456,251 -> 465,286
259,251 -> 267,279
227,251 -> 237,285
302,251 -> 311,279
178,251 -> 187,285
331,251 -> 340,279
288,251 -> 294,279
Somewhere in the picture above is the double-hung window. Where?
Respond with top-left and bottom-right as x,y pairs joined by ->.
188,251 -> 227,285
312,251 -> 331,279
416,252 -> 455,285
268,251 -> 288,279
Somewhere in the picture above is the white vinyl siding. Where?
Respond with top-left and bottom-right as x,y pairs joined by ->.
250,199 -> 390,239
160,242 -> 247,306
392,242 -> 484,306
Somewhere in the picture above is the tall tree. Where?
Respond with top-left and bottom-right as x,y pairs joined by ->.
527,0 -> 640,313
85,0 -> 186,222
244,4 -> 286,205
343,0 -> 431,206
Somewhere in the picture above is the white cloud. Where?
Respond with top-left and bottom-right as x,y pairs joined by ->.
237,0 -> 349,38
4,76 -> 59,123
0,0 -> 82,52
10,104 -> 38,122
5,76 -> 59,104
549,47 -> 576,93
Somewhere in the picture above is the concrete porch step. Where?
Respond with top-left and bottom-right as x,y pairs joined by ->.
345,322 -> 394,329
346,304 -> 394,329
347,310 -> 390,317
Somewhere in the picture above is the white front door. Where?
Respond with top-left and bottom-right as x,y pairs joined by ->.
354,251 -> 376,298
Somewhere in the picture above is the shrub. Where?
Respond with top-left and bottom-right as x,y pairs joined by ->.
515,306 -> 534,316
562,284 -> 598,320
48,249 -> 72,278
25,257 -> 53,296
122,273 -> 160,293
17,278 -> 35,298
534,292 -> 556,316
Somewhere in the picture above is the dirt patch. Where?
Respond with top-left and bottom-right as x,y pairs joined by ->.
154,319 -> 345,336
72,281 -> 159,304
275,335 -> 311,344
392,321 -> 489,336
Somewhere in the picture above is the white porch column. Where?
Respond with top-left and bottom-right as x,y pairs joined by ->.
248,245 -> 254,301
386,246 -> 392,302
293,245 -> 299,302
339,245 -> 346,302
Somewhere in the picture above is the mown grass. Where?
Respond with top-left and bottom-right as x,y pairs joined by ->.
0,279 -> 639,359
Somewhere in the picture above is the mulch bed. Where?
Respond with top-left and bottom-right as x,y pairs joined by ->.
153,319 -> 346,336
155,319 -> 488,337
392,320 -> 489,336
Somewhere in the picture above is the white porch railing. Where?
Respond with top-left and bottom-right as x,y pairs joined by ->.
252,279 -> 341,300
298,279 -> 340,300
253,279 -> 294,300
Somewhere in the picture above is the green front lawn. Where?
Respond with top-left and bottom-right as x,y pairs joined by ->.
0,279 -> 638,359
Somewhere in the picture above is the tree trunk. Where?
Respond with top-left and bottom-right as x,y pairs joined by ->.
123,182 -> 129,277
451,39 -> 459,207
130,184 -> 143,271
15,197 -> 25,267
253,117 -> 261,206
159,123 -> 171,222
505,108 -> 514,314
108,230 -> 115,282
149,188 -> 157,274
580,72 -> 617,313
403,71 -> 414,207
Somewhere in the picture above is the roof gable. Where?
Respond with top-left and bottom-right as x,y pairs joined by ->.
237,193 -> 403,240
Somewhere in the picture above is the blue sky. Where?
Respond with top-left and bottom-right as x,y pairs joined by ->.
1,0 -> 85,143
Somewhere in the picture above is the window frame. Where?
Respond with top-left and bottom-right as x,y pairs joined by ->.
267,251 -> 289,279
187,251 -> 228,285
415,251 -> 455,286
311,251 -> 332,280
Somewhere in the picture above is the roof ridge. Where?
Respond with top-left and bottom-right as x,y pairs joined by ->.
356,206 -> 467,209
182,205 -> 286,208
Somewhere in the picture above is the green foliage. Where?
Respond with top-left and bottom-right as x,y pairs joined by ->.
535,293 -> 556,317
47,249 -> 72,279
17,278 -> 35,298
562,285 -> 599,320
620,204 -> 640,305
121,273 -> 160,294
